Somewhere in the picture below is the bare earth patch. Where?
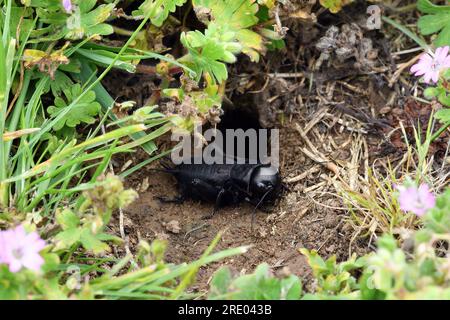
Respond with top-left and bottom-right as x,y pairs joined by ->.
111,120 -> 372,293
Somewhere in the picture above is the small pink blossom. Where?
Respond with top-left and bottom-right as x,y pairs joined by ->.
397,184 -> 436,217
410,46 -> 450,84
0,225 -> 46,273
62,0 -> 72,14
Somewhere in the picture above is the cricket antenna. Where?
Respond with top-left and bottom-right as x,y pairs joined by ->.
251,187 -> 273,233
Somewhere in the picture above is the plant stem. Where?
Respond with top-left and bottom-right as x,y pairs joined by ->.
385,3 -> 417,13
382,16 -> 430,52
431,121 -> 450,142
113,26 -> 134,36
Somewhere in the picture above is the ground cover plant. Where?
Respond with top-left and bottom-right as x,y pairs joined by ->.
0,0 -> 449,300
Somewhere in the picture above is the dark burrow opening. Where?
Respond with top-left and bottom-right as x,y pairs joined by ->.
204,100 -> 277,163
217,105 -> 262,131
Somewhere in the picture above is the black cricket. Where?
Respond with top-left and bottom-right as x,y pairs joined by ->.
157,158 -> 283,224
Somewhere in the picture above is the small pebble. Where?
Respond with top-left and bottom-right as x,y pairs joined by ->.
164,220 -> 181,234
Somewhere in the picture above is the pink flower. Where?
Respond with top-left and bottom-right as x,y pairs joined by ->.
62,0 -> 72,14
0,225 -> 46,273
410,46 -> 450,84
397,184 -> 436,217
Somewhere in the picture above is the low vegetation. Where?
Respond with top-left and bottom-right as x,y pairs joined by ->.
0,0 -> 449,300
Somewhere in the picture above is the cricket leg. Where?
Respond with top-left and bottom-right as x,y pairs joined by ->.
155,194 -> 185,204
202,188 -> 227,220
248,188 -> 274,233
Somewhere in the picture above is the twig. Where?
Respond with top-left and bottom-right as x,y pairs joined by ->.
336,81 -> 368,95
388,53 -> 421,87
184,223 -> 209,239
303,107 -> 327,135
306,194 -> 349,211
285,165 -> 320,183
135,64 -> 183,75
113,9 -> 144,21
303,180 -> 327,193
296,123 -> 340,176
392,47 -> 423,56
248,76 -> 270,94
273,5 -> 289,37
267,72 -> 304,79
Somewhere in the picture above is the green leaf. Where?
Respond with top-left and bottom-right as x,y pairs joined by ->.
56,208 -> 80,230
418,0 -> 450,14
79,0 -> 97,13
32,1 -> 114,41
132,0 -> 188,27
359,272 -> 386,300
417,0 -> 450,47
423,86 -> 441,99
80,229 -> 110,254
443,68 -> 450,80
319,0 -> 354,13
377,234 -> 398,252
419,258 -> 437,276
41,252 -> 61,273
41,70 -> 74,96
28,0 -> 63,10
96,233 -> 124,245
180,28 -> 230,83
414,229 -> 432,243
267,39 -> 286,51
193,0 -> 263,62
75,48 -> 136,73
280,276 -> 302,299
208,267 -> 233,299
193,0 -> 258,28
437,92 -> 450,107
81,4 -> 114,30
86,23 -> 114,37
59,58 -> 82,73
0,6 -> 34,41
424,188 -> 450,233
180,0 -> 268,83
209,263 -> 302,300
300,248 -> 334,277
65,3 -> 115,40
54,228 -> 82,249
236,29 -> 263,62
47,83 -> 101,131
